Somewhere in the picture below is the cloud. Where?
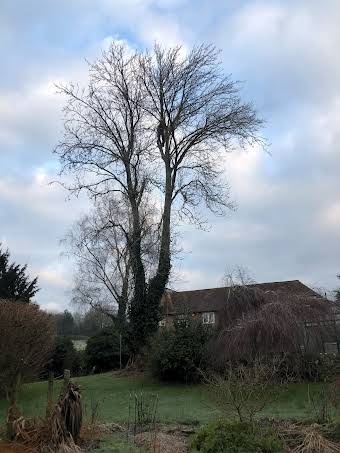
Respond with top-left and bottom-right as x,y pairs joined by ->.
38,268 -> 71,289
1,0 -> 340,310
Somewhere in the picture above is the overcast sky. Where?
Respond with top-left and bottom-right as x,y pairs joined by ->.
1,0 -> 340,311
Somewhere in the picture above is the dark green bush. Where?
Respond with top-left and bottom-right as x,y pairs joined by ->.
191,421 -> 283,453
85,328 -> 129,373
46,336 -> 85,377
149,318 -> 211,383
273,353 -> 336,382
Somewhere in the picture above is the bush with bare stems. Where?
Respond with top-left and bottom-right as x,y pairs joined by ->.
0,301 -> 55,435
204,357 -> 283,423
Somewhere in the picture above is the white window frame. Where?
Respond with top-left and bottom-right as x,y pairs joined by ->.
158,319 -> 166,327
202,312 -> 215,325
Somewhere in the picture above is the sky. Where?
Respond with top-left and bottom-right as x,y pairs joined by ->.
1,0 -> 340,311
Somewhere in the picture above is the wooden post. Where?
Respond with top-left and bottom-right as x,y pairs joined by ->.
46,371 -> 54,417
63,369 -> 71,395
119,334 -> 122,370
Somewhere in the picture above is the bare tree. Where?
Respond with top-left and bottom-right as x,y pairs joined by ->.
55,42 -> 264,352
64,197 -> 132,330
64,195 -> 160,332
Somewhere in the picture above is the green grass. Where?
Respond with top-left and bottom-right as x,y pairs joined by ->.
0,373 -> 329,427
0,373 -> 219,426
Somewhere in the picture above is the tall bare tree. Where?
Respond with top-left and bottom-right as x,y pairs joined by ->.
55,42 -> 263,352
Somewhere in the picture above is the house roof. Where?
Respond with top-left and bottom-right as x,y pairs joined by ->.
162,280 -> 322,315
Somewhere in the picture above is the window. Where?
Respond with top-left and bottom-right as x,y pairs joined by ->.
158,319 -> 166,327
324,342 -> 338,354
176,314 -> 189,326
202,312 -> 215,325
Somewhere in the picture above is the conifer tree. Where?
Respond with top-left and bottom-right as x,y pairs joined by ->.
0,244 -> 39,302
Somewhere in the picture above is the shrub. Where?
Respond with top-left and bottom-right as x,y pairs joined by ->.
0,301 -> 55,404
85,328 -> 129,372
273,353 -> 336,382
191,421 -> 284,453
149,318 -> 211,383
205,359 -> 282,423
46,337 -> 85,377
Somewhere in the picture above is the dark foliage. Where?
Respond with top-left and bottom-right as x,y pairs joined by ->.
0,244 -> 39,302
149,318 -> 211,383
273,352 -> 336,382
336,274 -> 340,302
54,311 -> 76,336
51,308 -> 112,337
46,337 -> 84,378
85,328 -> 129,373
191,421 -> 283,453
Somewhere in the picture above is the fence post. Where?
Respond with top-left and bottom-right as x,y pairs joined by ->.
63,369 -> 71,395
120,334 -> 122,370
46,371 -> 54,417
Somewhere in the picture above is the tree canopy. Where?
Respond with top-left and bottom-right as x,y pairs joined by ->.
0,244 -> 39,302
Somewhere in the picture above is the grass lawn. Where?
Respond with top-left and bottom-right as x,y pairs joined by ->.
0,373 -> 330,427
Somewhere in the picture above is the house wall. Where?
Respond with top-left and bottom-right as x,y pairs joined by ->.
162,311 -> 219,327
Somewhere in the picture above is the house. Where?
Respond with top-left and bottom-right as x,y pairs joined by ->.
160,279 -> 340,354
160,280 -> 322,327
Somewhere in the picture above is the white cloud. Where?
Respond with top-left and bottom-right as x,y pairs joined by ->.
38,268 -> 71,289
2,0 -> 340,308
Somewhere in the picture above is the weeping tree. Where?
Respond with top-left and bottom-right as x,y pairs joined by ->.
55,42 -> 263,353
211,281 -> 338,368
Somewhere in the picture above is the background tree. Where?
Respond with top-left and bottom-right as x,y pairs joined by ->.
335,274 -> 340,302
85,327 -> 129,372
64,195 -> 160,333
0,244 -> 39,302
78,308 -> 112,336
56,42 -> 263,353
50,307 -> 113,337
54,310 -> 76,336
46,337 -> 82,378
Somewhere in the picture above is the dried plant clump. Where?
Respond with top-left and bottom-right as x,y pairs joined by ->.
278,421 -> 340,453
8,383 -> 82,453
